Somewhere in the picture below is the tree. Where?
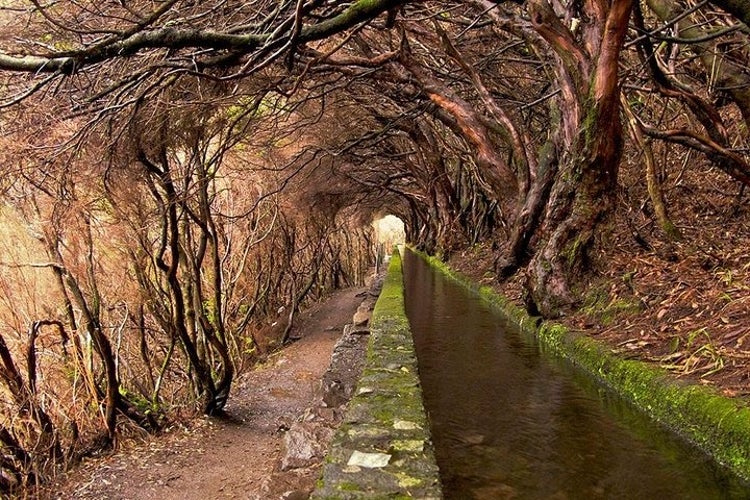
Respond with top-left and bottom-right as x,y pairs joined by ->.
1,1 -> 750,489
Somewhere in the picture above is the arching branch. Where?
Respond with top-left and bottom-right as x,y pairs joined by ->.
0,0 -> 407,74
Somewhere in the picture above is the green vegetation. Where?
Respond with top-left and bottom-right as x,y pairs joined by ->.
580,286 -> 643,325
372,252 -> 406,321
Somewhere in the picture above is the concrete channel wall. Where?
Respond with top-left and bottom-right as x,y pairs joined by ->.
313,251 -> 442,499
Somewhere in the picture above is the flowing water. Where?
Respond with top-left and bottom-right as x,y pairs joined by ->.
402,250 -> 749,499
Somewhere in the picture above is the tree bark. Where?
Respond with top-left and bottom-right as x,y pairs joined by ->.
526,0 -> 634,317
398,51 -> 519,205
621,96 -> 681,240
0,0 -> 407,74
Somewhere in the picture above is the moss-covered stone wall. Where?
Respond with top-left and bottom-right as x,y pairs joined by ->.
417,250 -> 750,483
313,251 -> 442,499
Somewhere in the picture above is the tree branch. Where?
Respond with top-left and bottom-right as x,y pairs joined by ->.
0,0 -> 407,74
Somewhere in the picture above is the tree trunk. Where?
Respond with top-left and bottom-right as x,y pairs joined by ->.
526,0 -> 634,317
621,96 -> 681,240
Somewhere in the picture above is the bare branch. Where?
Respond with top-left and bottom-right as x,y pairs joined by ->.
0,0 -> 407,74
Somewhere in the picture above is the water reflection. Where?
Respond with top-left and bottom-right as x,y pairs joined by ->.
402,250 -> 747,499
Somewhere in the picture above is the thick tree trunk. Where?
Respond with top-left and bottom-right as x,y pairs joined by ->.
526,136 -> 621,316
525,0 -> 634,317
497,137 -> 559,277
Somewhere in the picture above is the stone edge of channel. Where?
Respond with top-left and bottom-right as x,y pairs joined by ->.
312,250 -> 443,499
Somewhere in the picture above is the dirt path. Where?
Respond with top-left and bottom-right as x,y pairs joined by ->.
40,285 -> 368,500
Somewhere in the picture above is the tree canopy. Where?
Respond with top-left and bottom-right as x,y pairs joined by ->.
0,0 -> 749,492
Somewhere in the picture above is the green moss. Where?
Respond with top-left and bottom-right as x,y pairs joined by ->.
372,402 -> 396,424
337,481 -> 362,492
580,286 -> 643,325
314,248 -> 442,498
395,472 -> 424,488
563,235 -> 584,268
391,439 -> 425,453
372,250 -> 406,322
554,325 -> 749,479
661,219 -> 682,241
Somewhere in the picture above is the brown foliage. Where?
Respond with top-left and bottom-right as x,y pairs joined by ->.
0,0 -> 750,493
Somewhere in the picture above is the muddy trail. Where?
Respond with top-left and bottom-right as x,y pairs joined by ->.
37,282 -> 377,500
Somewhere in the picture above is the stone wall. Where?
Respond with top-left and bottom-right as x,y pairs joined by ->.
312,251 -> 442,499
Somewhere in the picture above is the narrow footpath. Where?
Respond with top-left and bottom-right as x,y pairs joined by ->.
40,284 -> 370,500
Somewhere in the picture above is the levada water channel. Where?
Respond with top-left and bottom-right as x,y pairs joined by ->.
402,249 -> 750,499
